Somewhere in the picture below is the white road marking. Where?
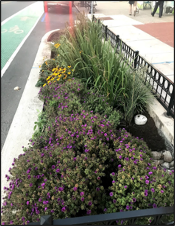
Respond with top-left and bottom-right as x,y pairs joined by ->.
1,2 -> 44,77
1,2 -> 39,25
1,14 -> 43,77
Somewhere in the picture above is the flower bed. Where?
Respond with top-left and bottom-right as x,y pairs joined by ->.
1,13 -> 174,225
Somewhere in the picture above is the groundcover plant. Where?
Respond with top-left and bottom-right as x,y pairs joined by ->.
1,78 -> 174,225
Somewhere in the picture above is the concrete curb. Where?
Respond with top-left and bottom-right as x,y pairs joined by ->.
147,99 -> 174,146
1,29 -> 60,202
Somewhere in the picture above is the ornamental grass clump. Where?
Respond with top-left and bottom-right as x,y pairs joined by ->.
52,13 -> 154,124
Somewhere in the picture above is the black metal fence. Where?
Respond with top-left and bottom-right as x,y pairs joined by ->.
93,16 -> 174,118
28,206 -> 174,225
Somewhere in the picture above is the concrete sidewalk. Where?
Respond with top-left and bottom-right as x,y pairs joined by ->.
74,1 -> 174,83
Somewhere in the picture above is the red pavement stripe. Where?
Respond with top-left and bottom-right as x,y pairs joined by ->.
134,22 -> 174,48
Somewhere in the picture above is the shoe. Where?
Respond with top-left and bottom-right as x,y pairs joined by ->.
159,16 -> 162,18
129,13 -> 132,16
134,10 -> 136,16
151,12 -> 154,17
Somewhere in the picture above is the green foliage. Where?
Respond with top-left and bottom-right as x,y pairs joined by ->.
52,13 -> 153,124
1,13 -> 174,226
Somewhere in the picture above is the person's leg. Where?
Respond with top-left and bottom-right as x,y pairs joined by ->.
133,1 -> 137,16
152,1 -> 159,16
129,4 -> 132,15
159,1 -> 164,17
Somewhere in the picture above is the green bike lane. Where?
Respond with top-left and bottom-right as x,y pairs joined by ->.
1,1 -> 44,72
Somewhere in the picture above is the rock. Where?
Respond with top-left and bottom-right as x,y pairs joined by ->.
170,161 -> 174,167
14,86 -> 21,91
134,114 -> 147,125
151,151 -> 162,160
163,151 -> 173,163
170,167 -> 174,170
153,160 -> 164,166
161,162 -> 170,169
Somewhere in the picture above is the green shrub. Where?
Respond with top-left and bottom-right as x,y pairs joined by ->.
105,129 -> 174,224
1,110 -> 121,225
38,78 -> 121,129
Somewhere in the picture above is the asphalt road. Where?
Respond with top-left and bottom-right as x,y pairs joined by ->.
1,1 -> 36,21
1,1 -> 79,149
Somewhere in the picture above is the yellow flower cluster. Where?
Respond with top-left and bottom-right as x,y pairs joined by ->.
43,65 -> 74,87
54,43 -> 61,48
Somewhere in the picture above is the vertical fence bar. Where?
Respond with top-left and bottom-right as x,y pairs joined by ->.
134,50 -> 139,69
105,25 -> 108,41
115,35 -> 119,52
167,86 -> 174,116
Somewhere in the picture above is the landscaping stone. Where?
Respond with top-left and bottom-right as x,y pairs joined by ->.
153,160 -> 164,166
170,167 -> 174,170
170,160 -> 174,167
151,151 -> 162,160
163,151 -> 173,163
161,162 -> 170,169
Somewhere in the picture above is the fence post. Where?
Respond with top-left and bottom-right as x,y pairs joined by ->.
92,14 -> 94,21
105,25 -> 108,41
134,50 -> 139,69
115,35 -> 119,51
167,86 -> 174,116
40,215 -> 53,225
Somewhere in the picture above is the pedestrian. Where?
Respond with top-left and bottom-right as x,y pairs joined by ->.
129,1 -> 137,16
151,1 -> 164,18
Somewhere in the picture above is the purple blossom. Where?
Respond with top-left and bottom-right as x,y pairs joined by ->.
113,199 -> 116,203
81,197 -> 84,201
87,210 -> 91,215
151,188 -> 155,192
80,192 -> 84,196
126,205 -> 130,210
73,187 -> 77,191
62,207 -> 66,212
145,180 -> 149,184
160,190 -> 164,193
52,165 -> 55,169
124,186 -> 127,189
153,203 -> 157,208
56,168 -> 60,173
29,183 -> 33,187
58,187 -> 64,192
118,165 -> 121,168
132,198 -> 136,202
111,172 -> 115,176
88,201 -> 92,206
26,201 -> 30,205
109,192 -> 113,196
96,187 -> 100,191
144,192 -> 148,196
148,172 -> 153,175
112,180 -> 115,183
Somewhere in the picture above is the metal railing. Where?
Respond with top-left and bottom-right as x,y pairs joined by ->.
93,16 -> 174,118
28,206 -> 174,225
